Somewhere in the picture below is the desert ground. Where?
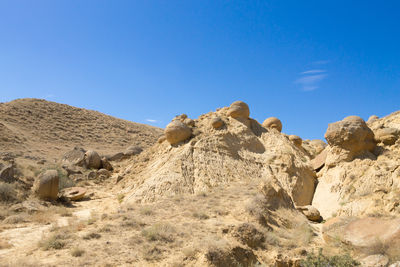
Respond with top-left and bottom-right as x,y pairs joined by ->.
1,98 -> 400,267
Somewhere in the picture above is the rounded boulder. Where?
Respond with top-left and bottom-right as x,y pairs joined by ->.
211,117 -> 224,129
289,135 -> 302,147
262,117 -> 282,132
165,121 -> 192,145
84,150 -> 102,169
35,170 -> 59,200
227,101 -> 250,119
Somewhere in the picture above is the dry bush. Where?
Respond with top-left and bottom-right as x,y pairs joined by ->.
140,206 -> 154,216
192,211 -> 209,220
39,226 -> 75,250
141,223 -> 176,242
83,232 -> 101,240
0,182 -> 17,202
2,213 -> 29,224
71,247 -> 85,257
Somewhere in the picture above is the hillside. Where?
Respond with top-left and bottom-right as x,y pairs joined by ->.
0,98 -> 163,161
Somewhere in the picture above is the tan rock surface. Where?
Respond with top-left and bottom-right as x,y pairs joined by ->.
262,117 -> 282,132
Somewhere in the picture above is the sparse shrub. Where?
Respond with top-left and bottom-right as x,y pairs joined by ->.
300,248 -> 360,267
141,223 -> 175,242
117,194 -> 125,203
0,182 -> 17,202
71,247 -> 85,257
83,232 -> 101,240
192,211 -> 209,220
140,206 -> 154,216
39,232 -> 69,250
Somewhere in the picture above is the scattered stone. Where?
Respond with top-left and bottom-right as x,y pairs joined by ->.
227,101 -> 250,119
374,127 -> 399,145
62,147 -> 86,167
310,148 -> 327,171
165,121 -> 192,145
84,150 -> 102,169
62,163 -> 83,176
296,205 -> 321,222
60,187 -> 87,201
106,152 -> 125,161
124,146 -> 143,156
211,117 -> 224,129
184,118 -> 195,127
262,117 -> 282,132
274,254 -> 301,267
97,169 -> 111,178
289,135 -> 302,147
101,157 -> 113,171
34,170 -> 59,201
0,164 -> 15,183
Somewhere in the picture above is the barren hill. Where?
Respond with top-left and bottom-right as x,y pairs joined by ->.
0,98 -> 163,161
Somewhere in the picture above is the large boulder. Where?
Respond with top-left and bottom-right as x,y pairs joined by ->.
62,147 -> 86,167
296,205 -> 321,222
211,117 -> 224,129
324,116 -> 376,165
124,146 -> 143,156
262,117 -> 282,132
227,101 -> 250,119
34,170 -> 59,200
84,150 -> 102,169
310,148 -> 327,171
165,121 -> 192,145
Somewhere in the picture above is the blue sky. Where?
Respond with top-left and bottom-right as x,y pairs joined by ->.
1,1 -> 399,140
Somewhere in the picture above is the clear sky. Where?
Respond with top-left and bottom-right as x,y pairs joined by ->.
1,1 -> 399,140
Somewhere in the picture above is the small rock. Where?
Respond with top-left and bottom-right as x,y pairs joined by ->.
124,146 -> 143,156
296,205 -> 321,222
101,157 -> 113,171
184,118 -> 195,127
211,117 -> 224,129
289,135 -> 302,147
157,135 -> 166,143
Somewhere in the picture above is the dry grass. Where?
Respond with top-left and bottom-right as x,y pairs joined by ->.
141,223 -> 176,242
39,231 -> 69,250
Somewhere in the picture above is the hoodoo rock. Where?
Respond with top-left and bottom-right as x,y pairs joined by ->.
34,170 -> 59,200
262,117 -> 282,132
165,121 -> 192,145
227,101 -> 250,119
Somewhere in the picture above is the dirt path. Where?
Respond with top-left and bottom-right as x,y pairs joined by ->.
0,187 -> 118,262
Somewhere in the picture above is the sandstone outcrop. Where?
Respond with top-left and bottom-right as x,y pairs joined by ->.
165,120 -> 192,145
120,102 -> 316,207
262,117 -> 282,132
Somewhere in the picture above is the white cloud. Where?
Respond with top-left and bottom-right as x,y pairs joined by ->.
295,74 -> 327,91
301,69 -> 326,74
312,60 -> 330,65
146,119 -> 158,123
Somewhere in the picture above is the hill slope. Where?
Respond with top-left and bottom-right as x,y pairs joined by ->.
0,98 -> 163,161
